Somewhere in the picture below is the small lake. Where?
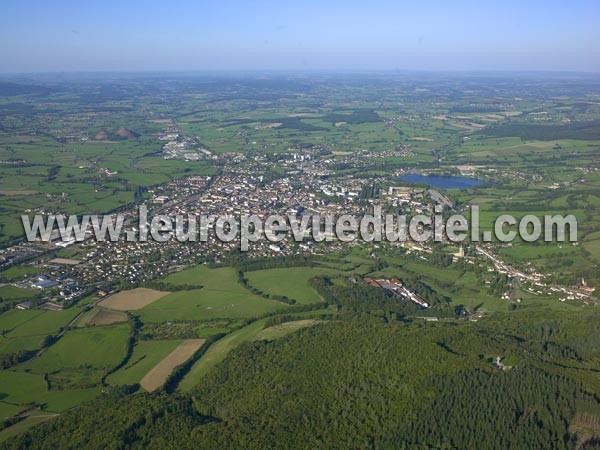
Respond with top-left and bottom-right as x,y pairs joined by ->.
401,174 -> 485,189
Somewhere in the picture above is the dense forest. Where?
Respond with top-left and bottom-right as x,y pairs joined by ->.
309,275 -> 457,318
480,120 -> 600,140
3,310 -> 600,450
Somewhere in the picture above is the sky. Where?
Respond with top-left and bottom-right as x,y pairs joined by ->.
1,0 -> 599,73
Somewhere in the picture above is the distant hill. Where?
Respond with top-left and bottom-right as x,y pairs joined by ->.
115,127 -> 138,139
0,82 -> 52,96
93,130 -> 109,141
92,128 -> 139,141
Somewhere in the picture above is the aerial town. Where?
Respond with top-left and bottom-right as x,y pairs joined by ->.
1,143 -> 595,314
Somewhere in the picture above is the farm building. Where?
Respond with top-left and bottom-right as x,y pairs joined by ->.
15,301 -> 32,310
32,279 -> 60,289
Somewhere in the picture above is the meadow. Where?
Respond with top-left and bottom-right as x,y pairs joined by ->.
0,369 -> 100,414
0,286 -> 36,301
0,309 -> 79,356
106,339 -> 183,386
137,266 -> 287,323
17,324 -> 129,388
244,266 -> 344,304
0,132 -> 215,245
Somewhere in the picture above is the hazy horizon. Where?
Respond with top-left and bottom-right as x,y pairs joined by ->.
2,0 -> 599,73
2,69 -> 600,77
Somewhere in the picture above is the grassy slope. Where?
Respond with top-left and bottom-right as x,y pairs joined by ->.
106,339 -> 183,386
244,267 -> 342,304
137,267 -> 286,322
17,324 -> 129,384
180,319 -> 323,391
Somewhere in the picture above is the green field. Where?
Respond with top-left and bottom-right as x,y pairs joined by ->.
0,286 -> 36,301
137,267 -> 286,322
4,310 -> 79,338
0,310 -> 44,332
106,339 -> 183,386
244,267 -> 344,304
0,402 -> 23,421
0,412 -> 58,443
254,319 -> 322,340
0,267 -> 44,282
0,309 -> 80,356
0,370 -> 100,413
17,324 -> 129,387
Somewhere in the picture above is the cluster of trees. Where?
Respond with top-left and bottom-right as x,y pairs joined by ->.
481,120 -> 600,141
322,109 -> 381,125
3,393 -> 208,450
221,252 -> 317,273
0,348 -> 36,370
499,312 -> 600,364
309,275 -> 422,318
403,276 -> 452,306
101,315 -> 141,386
488,273 -> 510,296
144,281 -> 204,292
45,165 -> 60,181
308,274 -> 458,320
139,320 -> 212,340
358,180 -> 379,200
162,334 -> 223,393
429,248 -> 454,267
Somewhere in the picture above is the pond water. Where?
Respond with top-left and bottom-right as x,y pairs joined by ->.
401,174 -> 485,189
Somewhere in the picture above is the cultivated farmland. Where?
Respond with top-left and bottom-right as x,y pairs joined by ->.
99,288 -> 169,311
139,339 -> 205,392
87,309 -> 128,326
